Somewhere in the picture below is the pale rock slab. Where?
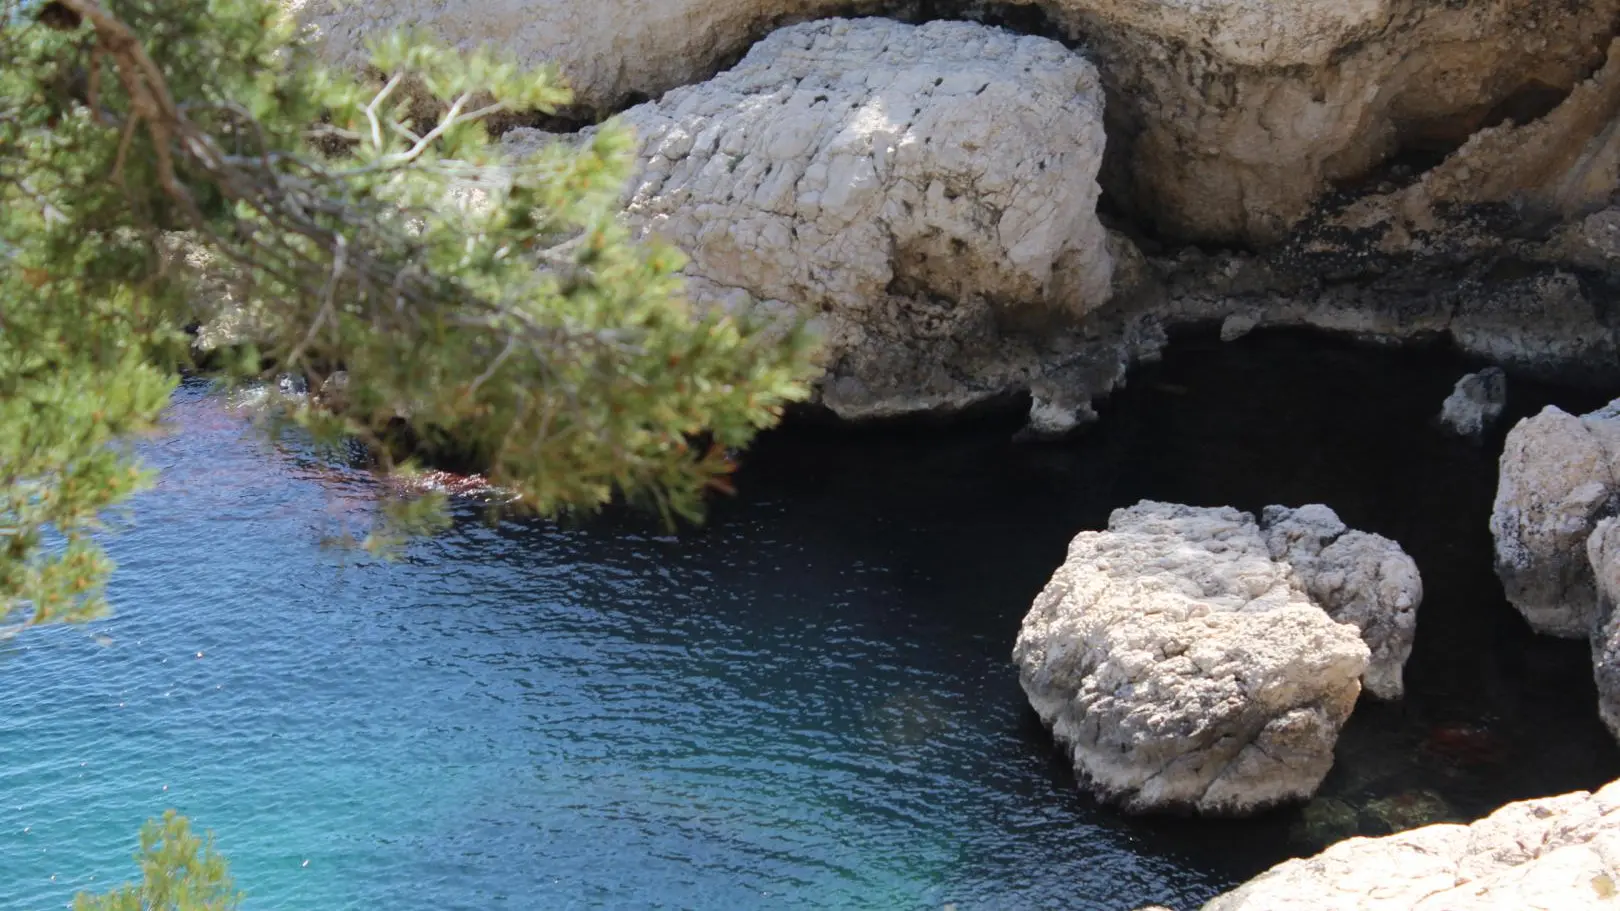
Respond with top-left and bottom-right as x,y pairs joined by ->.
1013,501 -> 1373,816
1491,399 -> 1620,637
1203,779 -> 1620,911
511,18 -> 1113,422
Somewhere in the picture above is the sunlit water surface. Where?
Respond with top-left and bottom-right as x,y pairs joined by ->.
4,330 -> 1618,910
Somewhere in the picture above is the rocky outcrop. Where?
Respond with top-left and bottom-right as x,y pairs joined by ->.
1439,367 -> 1507,438
1081,0 -> 1620,244
1012,501 -> 1425,816
1310,38 -> 1620,260
508,18 -> 1113,425
1203,778 -> 1620,911
1490,400 -> 1620,637
287,0 -> 1620,247
279,1 -> 1620,427
1261,505 -> 1422,700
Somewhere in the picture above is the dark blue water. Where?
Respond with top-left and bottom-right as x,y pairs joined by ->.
4,330 -> 1618,910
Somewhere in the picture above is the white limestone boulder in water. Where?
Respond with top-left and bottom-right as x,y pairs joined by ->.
1261,505 -> 1421,700
1438,367 -> 1508,439
536,18 -> 1112,422
1202,779 -> 1620,910
1012,502 -> 1374,816
1490,399 -> 1620,637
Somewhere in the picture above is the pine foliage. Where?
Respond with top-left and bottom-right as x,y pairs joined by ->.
0,0 -> 820,632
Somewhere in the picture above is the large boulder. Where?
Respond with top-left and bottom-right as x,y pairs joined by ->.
1261,505 -> 1422,700
1012,502 -> 1374,816
1490,399 -> 1620,637
1203,779 -> 1620,911
509,18 -> 1113,423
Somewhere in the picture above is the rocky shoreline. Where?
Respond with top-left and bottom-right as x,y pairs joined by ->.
285,0 -> 1620,437
278,1 -> 1620,906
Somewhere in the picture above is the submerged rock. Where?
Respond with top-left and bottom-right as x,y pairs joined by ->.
1360,789 -> 1457,836
1203,779 -> 1620,911
1261,505 -> 1422,700
1292,797 -> 1360,848
1013,501 -> 1377,816
1490,399 -> 1620,637
1438,368 -> 1507,439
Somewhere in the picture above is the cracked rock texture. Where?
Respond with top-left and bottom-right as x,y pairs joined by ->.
280,2 -> 1620,427
1203,778 -> 1620,911
1078,0 -> 1620,244
286,0 -> 1620,246
1592,519 -> 1620,744
508,18 -> 1113,423
1490,399 -> 1620,638
1012,501 -> 1382,816
1261,505 -> 1422,701
1438,367 -> 1507,439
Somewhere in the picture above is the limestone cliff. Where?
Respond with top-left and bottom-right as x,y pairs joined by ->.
282,0 -> 1620,429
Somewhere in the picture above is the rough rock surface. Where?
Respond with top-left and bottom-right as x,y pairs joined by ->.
1490,400 -> 1620,637
1261,505 -> 1422,700
1013,501 -> 1373,816
509,18 -> 1112,423
1047,0 -> 1620,243
1590,519 -> 1620,744
1203,779 -> 1620,911
276,3 -> 1620,429
1313,38 -> 1620,260
1439,367 -> 1508,439
286,0 -> 1620,246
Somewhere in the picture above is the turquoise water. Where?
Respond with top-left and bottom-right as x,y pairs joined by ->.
5,331 -> 1619,910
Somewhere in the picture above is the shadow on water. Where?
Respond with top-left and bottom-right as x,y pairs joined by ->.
6,328 -> 1618,911
708,326 -> 1620,893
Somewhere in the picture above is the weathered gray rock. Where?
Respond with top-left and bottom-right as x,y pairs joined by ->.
1439,368 -> 1508,439
1203,779 -> 1620,911
506,18 -> 1112,424
1013,501 -> 1372,816
1261,505 -> 1422,700
1589,518 -> 1620,744
1450,274 -> 1618,385
1491,400 -> 1620,637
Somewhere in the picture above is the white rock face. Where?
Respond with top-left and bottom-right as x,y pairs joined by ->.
286,0 -> 1619,246
1013,502 -> 1373,816
1203,779 -> 1620,911
1490,400 -> 1620,637
1261,505 -> 1421,700
1439,368 -> 1508,439
282,0 -> 1385,106
527,18 -> 1112,421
